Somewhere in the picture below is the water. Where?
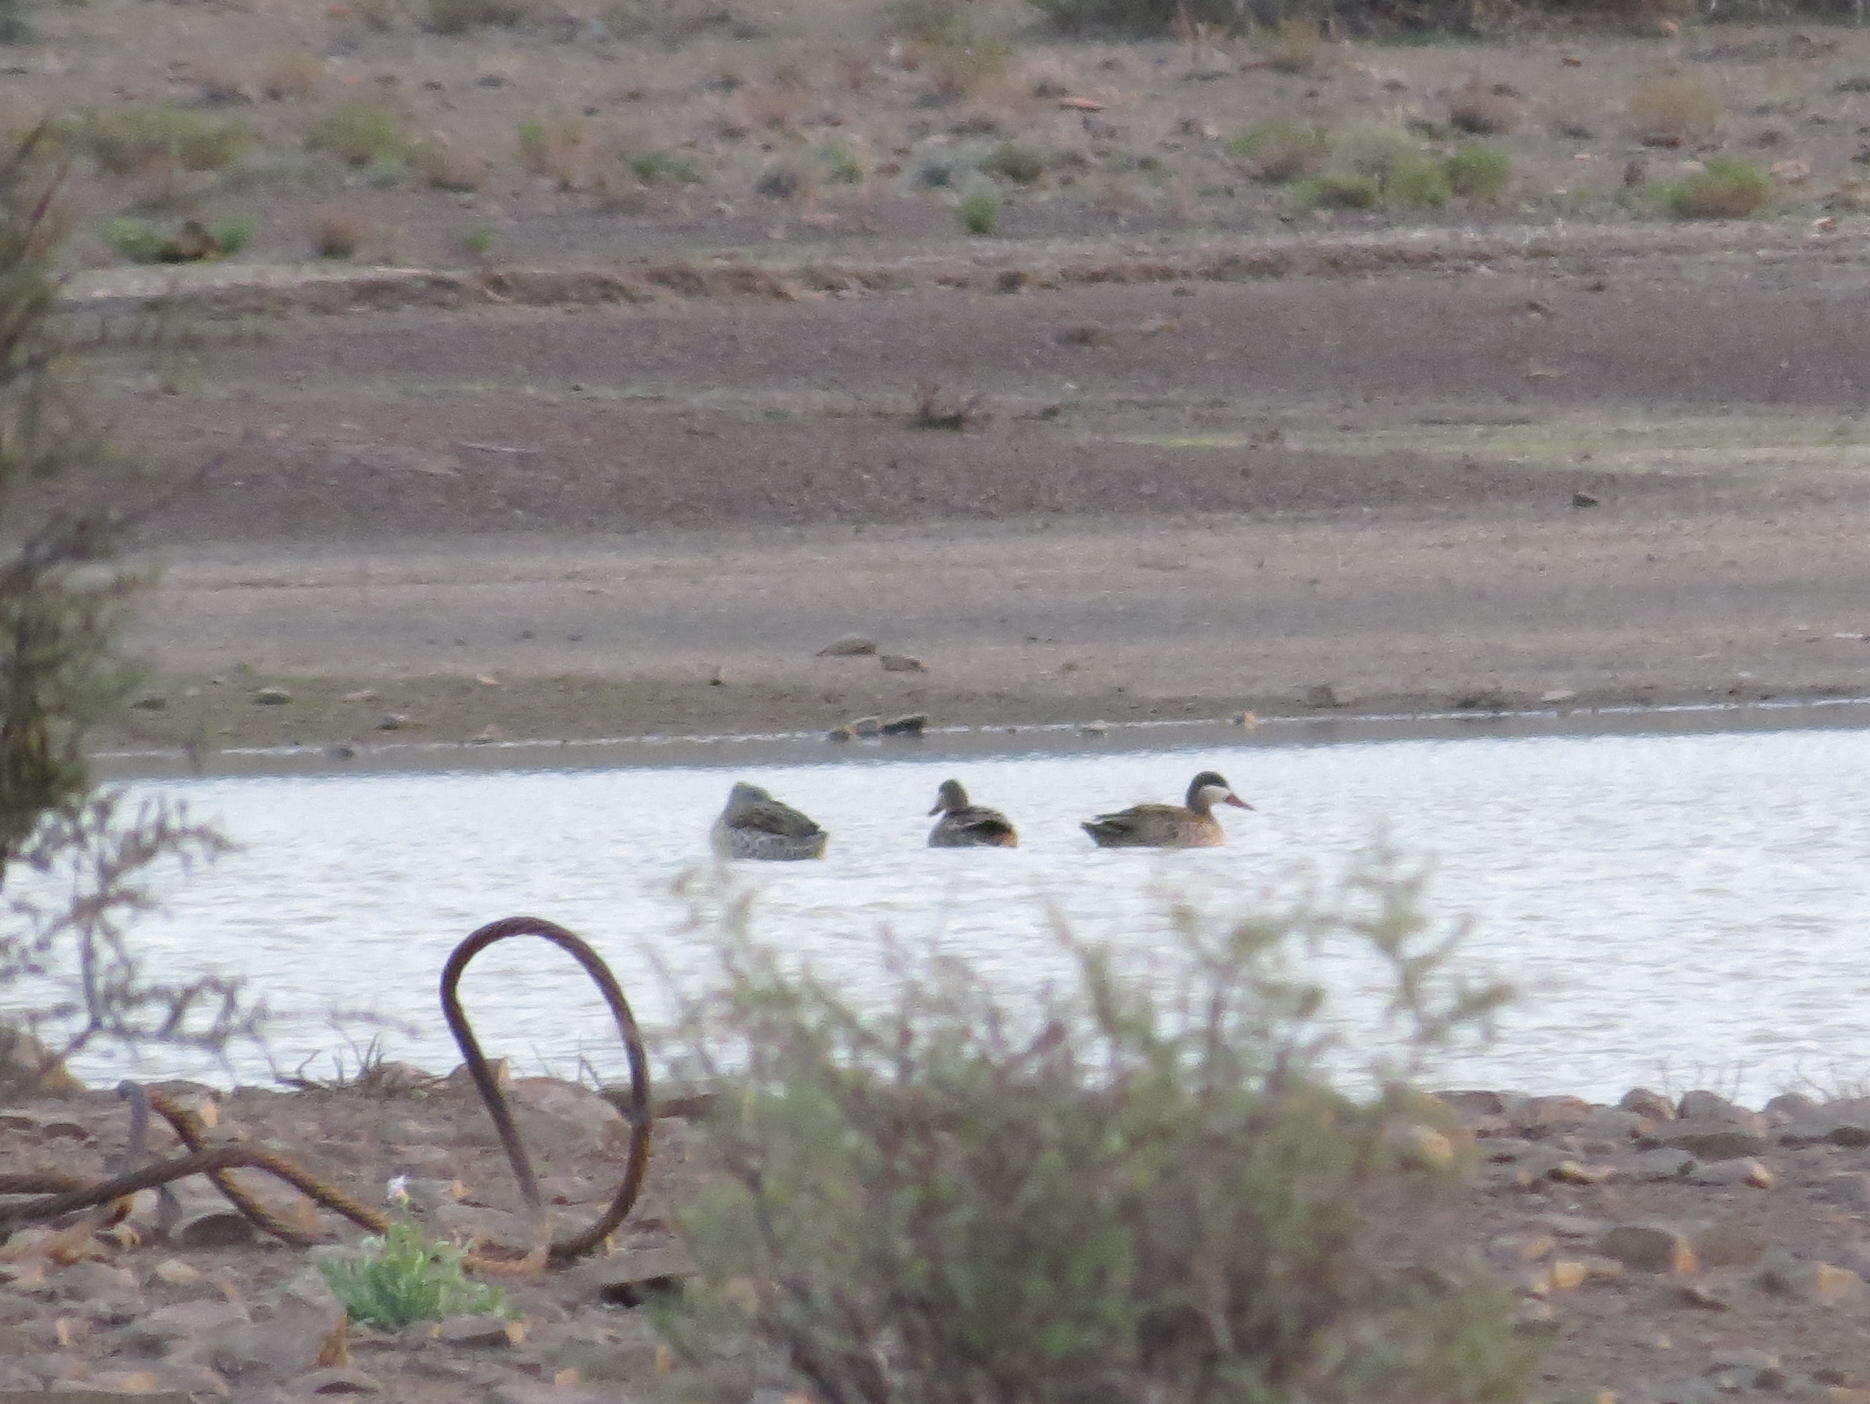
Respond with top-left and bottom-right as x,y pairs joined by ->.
18,722 -> 1870,1104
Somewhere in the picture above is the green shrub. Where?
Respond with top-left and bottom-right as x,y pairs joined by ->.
1387,154 -> 1452,207
1026,0 -> 1232,35
1226,119 -> 1329,184
320,1217 -> 508,1330
815,140 -> 866,185
1295,170 -> 1381,209
305,103 -> 409,166
1445,143 -> 1512,201
210,215 -> 255,255
1660,158 -> 1771,219
1332,123 -> 1422,182
629,149 -> 700,184
653,852 -> 1530,1402
426,0 -> 530,33
78,107 -> 252,176
99,215 -> 167,262
460,224 -> 497,257
958,188 -> 1001,234
981,141 -> 1045,185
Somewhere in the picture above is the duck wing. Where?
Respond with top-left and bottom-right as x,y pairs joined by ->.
951,805 -> 1017,841
735,798 -> 824,838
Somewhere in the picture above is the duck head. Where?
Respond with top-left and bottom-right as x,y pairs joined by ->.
1187,770 -> 1252,812
930,778 -> 969,815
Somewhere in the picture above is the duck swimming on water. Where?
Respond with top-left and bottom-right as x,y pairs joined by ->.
1081,770 -> 1252,849
710,782 -> 828,861
926,778 -> 1018,848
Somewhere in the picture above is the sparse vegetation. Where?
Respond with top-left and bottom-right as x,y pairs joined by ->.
517,114 -> 592,189
76,106 -> 252,177
1659,157 -> 1771,219
1447,81 -> 1518,136
311,208 -> 370,259
923,26 -> 1014,100
100,214 -> 254,263
320,1217 -> 509,1330
629,149 -> 700,185
1294,169 -> 1381,209
1445,143 -> 1513,200
909,381 -> 984,430
426,0 -> 531,34
815,139 -> 868,185
460,223 -> 497,258
306,102 -> 410,167
411,138 -> 483,192
982,141 -> 1045,185
1227,119 -> 1330,184
259,51 -> 323,102
654,853 -> 1529,1402
1258,14 -> 1323,75
958,187 -> 1002,233
1388,154 -> 1452,207
1628,71 -> 1722,148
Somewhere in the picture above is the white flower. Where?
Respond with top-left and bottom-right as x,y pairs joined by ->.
386,1174 -> 411,1204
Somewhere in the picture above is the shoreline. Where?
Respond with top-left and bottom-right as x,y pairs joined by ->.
93,687 -> 1870,781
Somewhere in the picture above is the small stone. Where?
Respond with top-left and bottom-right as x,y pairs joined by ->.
1547,1259 -> 1590,1292
1597,1224 -> 1697,1275
295,1366 -> 384,1395
1650,1124 -> 1769,1160
1677,1279 -> 1733,1311
1570,492 -> 1599,509
1676,1089 -> 1745,1121
816,635 -> 877,656
1303,682 -> 1344,708
1756,1253 -> 1868,1302
1619,1087 -> 1675,1121
880,713 -> 928,737
120,1299 -> 251,1350
847,716 -> 882,738
1550,1160 -> 1614,1185
170,1206 -> 257,1248
251,687 -> 292,705
151,1259 -> 201,1288
1693,1224 -> 1770,1268
562,1244 -> 697,1306
1621,1147 -> 1693,1181
129,694 -> 168,711
826,726 -> 855,743
1688,1158 -> 1774,1188
340,689 -> 381,704
1436,1089 -> 1509,1117
879,653 -> 927,673
1515,1094 -> 1595,1134
1762,1090 -> 1820,1118
377,713 -> 409,731
433,1315 -> 527,1348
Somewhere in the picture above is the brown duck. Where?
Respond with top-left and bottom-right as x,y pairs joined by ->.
927,778 -> 1018,848
1082,770 -> 1252,849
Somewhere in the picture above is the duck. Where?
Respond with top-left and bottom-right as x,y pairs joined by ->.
1081,770 -> 1252,849
710,782 -> 828,861
927,778 -> 1018,848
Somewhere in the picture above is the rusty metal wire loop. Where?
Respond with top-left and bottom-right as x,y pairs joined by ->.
0,916 -> 652,1273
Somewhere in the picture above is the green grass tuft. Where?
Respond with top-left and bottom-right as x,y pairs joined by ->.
319,1217 -> 508,1330
1444,143 -> 1513,201
1659,157 -> 1771,220
958,189 -> 1002,234
306,103 -> 409,167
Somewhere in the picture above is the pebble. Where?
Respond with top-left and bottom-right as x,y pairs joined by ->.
250,686 -> 293,705
815,635 -> 877,656
878,653 -> 927,673
1597,1224 -> 1698,1275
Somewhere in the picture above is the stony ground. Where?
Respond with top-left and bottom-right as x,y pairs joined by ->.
11,1075 -> 1870,1400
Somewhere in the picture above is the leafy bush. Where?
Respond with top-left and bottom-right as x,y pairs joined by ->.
321,1218 -> 508,1329
1226,119 -> 1329,184
78,106 -> 252,176
654,852 -> 1530,1402
1445,143 -> 1512,201
629,149 -> 700,184
99,214 -> 167,262
1387,154 -> 1452,207
100,214 -> 254,263
982,141 -> 1045,185
1660,157 -> 1770,219
306,103 -> 409,166
426,0 -> 531,33
958,188 -> 1001,233
1294,170 -> 1381,209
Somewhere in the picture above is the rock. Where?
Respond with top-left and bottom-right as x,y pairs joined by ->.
1597,1224 -> 1697,1275
1692,1224 -> 1770,1268
1436,1089 -> 1509,1117
847,716 -> 882,738
430,1203 -> 530,1248
880,713 -> 928,737
169,1205 -> 258,1248
1687,1157 -> 1774,1188
1757,1253 -> 1868,1302
1676,1279 -> 1733,1310
1384,1122 -> 1456,1171
1706,1348 -> 1786,1392
1821,1173 -> 1870,1210
561,1244 -> 696,1307
1676,1089 -> 1746,1121
879,653 -> 927,673
1762,1090 -> 1820,1118
1302,682 -> 1345,708
1486,1231 -> 1556,1265
1536,1213 -> 1609,1240
433,1314 -> 527,1348
1649,1122 -> 1769,1160
377,713 -> 410,731
826,726 -> 855,743
120,1298 -> 251,1351
1514,1095 -> 1596,1136
129,694 -> 167,711
815,635 -> 877,656
63,1364 -> 230,1395
340,689 -> 381,704
1621,1147 -> 1694,1181
1549,1160 -> 1614,1185
1618,1087 -> 1675,1121
396,1177 -> 467,1212
45,1261 -> 138,1303
1537,688 -> 1579,705
1545,1258 -> 1590,1292
251,687 -> 293,705
295,1366 -> 384,1395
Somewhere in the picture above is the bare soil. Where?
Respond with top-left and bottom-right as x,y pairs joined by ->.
7,1079 -> 1870,1402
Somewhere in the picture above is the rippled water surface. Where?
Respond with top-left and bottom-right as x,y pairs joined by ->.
25,724 -> 1870,1102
